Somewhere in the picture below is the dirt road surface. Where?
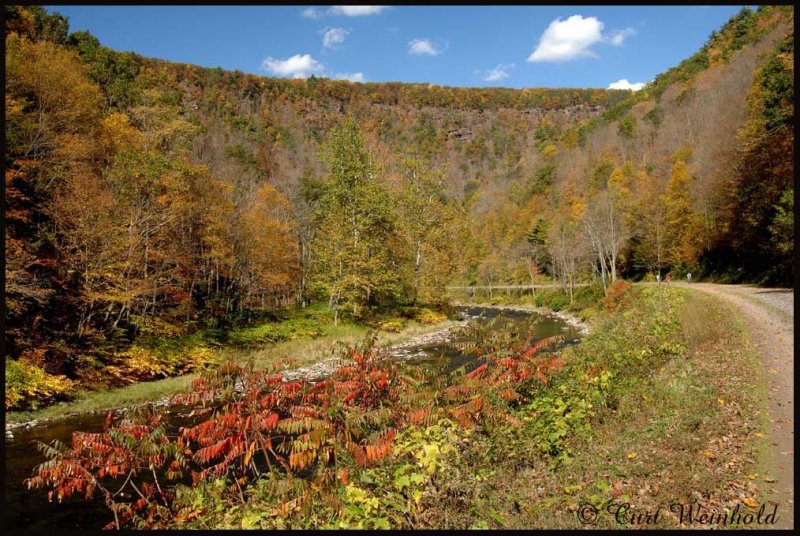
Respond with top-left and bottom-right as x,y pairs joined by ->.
685,283 -> 794,529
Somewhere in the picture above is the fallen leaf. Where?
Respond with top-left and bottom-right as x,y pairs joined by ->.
612,478 -> 623,499
742,497 -> 758,508
627,452 -> 638,460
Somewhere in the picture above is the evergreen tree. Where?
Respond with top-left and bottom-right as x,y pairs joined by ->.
524,218 -> 549,293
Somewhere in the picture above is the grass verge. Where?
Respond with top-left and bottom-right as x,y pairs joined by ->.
419,286 -> 771,529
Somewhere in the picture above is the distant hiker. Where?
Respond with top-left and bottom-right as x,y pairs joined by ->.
665,273 -> 672,285
656,273 -> 661,285
687,272 -> 692,284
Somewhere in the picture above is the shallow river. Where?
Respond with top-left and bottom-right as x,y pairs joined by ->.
4,306 -> 580,530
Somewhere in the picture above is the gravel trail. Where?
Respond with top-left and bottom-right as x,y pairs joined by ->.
686,283 -> 794,529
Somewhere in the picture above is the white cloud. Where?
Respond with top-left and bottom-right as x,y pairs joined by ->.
322,27 -> 349,48
528,15 -> 605,62
408,38 -> 441,56
330,6 -> 388,17
301,8 -> 322,19
608,79 -> 646,91
260,53 -> 365,82
261,54 -> 324,78
333,72 -> 366,83
483,63 -> 515,82
608,27 -> 636,47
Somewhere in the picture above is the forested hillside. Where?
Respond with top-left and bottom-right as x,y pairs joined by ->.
4,6 -> 793,404
459,6 -> 793,292
536,6 -> 794,289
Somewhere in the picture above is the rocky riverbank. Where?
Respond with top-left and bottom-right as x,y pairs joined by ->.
6,306 -> 583,436
255,314 -> 473,382
5,315 -> 473,436
455,302 -> 591,336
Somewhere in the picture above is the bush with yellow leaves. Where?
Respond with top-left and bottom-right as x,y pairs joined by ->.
5,356 -> 75,410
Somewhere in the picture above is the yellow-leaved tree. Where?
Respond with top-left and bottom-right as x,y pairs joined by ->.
664,154 -> 704,270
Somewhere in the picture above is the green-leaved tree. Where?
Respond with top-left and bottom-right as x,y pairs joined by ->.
310,118 -> 401,322
396,157 -> 461,305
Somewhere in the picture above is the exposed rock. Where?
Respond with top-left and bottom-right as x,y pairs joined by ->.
389,321 -> 468,352
5,306 -> 584,434
281,357 -> 352,383
464,303 -> 589,336
446,127 -> 473,141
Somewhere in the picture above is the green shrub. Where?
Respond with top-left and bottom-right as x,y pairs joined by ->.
617,115 -> 636,139
227,317 -> 327,347
569,284 -> 605,311
535,289 -> 567,311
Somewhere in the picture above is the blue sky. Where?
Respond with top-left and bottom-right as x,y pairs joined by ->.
46,5 -> 748,90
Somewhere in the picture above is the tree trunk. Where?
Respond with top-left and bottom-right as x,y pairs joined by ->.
610,251 -> 617,283
598,253 -> 608,293
527,258 -> 536,296
413,241 -> 422,305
